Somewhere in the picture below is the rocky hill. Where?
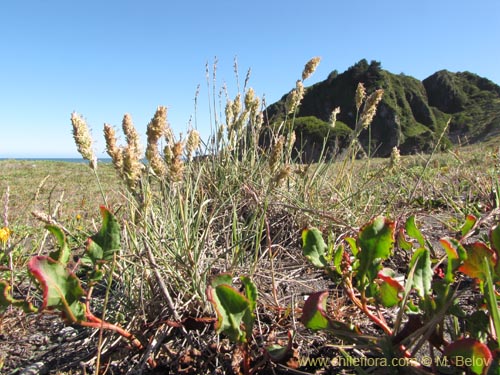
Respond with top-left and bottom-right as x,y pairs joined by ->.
264,59 -> 500,159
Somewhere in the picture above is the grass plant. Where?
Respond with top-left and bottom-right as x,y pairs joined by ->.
0,58 -> 499,374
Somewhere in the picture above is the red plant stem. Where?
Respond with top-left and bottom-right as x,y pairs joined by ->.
343,278 -> 393,335
242,342 -> 251,375
81,310 -> 157,368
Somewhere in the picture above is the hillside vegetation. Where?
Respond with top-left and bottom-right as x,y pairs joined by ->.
265,59 -> 500,160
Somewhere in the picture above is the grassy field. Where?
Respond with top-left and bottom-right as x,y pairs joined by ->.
1,61 -> 499,374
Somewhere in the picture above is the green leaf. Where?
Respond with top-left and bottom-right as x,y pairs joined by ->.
482,257 -> 500,347
376,268 -> 404,308
409,247 -> 432,298
206,274 -> 256,344
85,206 -> 121,264
489,223 -> 500,277
265,331 -> 294,362
0,280 -> 37,313
460,214 -> 477,238
333,244 -> 344,275
397,228 -> 413,251
444,338 -> 493,375
356,216 -> 395,288
439,238 -> 462,284
301,227 -> 328,268
301,291 -> 331,331
28,256 -> 86,322
46,225 -> 71,265
405,216 -> 425,248
240,276 -> 257,311
240,276 -> 257,339
345,237 -> 358,256
459,242 -> 496,282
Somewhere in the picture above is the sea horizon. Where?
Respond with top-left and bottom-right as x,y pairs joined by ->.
0,157 -> 113,163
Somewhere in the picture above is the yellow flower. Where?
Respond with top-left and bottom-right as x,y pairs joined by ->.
0,227 -> 12,245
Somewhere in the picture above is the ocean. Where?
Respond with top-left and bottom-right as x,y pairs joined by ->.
0,158 -> 113,163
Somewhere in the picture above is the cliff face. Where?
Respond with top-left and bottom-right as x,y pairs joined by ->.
265,59 -> 500,159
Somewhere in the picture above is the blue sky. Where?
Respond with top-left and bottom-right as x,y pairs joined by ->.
1,0 -> 499,157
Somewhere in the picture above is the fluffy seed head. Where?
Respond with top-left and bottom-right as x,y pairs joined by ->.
146,106 -> 168,176
71,112 -> 97,170
329,107 -> 341,128
185,129 -> 201,161
104,124 -> 124,173
122,114 -> 142,160
285,89 -> 300,115
302,57 -> 321,81
169,141 -> 184,182
390,146 -> 401,169
146,106 -> 168,145
359,89 -> 384,129
269,135 -> 284,171
355,83 -> 366,112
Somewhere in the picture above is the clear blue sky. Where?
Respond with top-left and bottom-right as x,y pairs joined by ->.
1,0 -> 499,158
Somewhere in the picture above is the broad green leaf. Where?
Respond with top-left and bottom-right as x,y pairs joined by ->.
301,291 -> 330,330
28,256 -> 86,322
459,242 -> 496,282
409,247 -> 432,298
460,214 -> 477,238
210,273 -> 233,288
240,276 -> 257,311
333,244 -> 344,275
85,206 -> 121,264
265,331 -> 294,362
206,274 -> 256,344
0,280 -> 37,313
444,338 -> 493,375
483,257 -> 500,343
240,276 -> 257,339
405,216 -> 425,248
301,227 -> 328,268
356,216 -> 395,288
397,228 -> 413,251
439,238 -> 462,284
46,225 -> 71,265
207,283 -> 250,343
376,268 -> 404,308
489,223 -> 500,277
345,237 -> 358,256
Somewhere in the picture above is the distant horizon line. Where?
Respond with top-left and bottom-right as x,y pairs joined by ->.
0,157 -> 112,162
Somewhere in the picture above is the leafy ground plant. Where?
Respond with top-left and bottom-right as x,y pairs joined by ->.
301,214 -> 499,374
206,273 -> 257,375
0,206 -> 156,368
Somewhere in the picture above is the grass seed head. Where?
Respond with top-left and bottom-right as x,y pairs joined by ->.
359,89 -> 384,129
121,114 -> 143,189
169,141 -> 185,182
390,146 -> 401,169
302,56 -> 321,81
71,112 -> 97,170
146,107 -> 169,176
104,124 -> 124,173
355,82 -> 366,112
330,107 -> 341,128
285,88 -> 300,115
122,114 -> 142,157
269,135 -> 284,172
273,164 -> 291,186
147,106 -> 168,145
185,129 -> 201,161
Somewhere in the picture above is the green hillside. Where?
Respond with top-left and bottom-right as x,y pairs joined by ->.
265,59 -> 500,159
